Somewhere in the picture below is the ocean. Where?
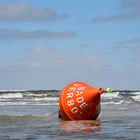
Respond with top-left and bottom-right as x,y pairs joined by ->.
0,90 -> 140,140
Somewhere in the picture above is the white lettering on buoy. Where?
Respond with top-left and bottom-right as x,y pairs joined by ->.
71,107 -> 79,113
80,102 -> 88,109
76,96 -> 84,103
68,87 -> 76,91
66,92 -> 73,98
66,86 -> 88,114
78,87 -> 85,90
67,99 -> 74,106
75,91 -> 83,96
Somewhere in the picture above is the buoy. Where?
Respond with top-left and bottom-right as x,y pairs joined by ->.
59,81 -> 105,120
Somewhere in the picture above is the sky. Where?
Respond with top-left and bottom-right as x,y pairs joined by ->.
0,0 -> 140,90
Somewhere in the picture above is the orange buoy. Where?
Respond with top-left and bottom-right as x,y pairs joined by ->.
59,81 -> 104,120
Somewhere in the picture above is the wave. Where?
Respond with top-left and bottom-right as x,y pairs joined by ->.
101,91 -> 140,104
0,90 -> 140,105
129,95 -> 140,103
0,90 -> 59,98
0,93 -> 23,99
0,114 -> 51,121
0,90 -> 59,105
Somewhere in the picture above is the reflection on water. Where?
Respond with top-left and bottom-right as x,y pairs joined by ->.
59,119 -> 101,132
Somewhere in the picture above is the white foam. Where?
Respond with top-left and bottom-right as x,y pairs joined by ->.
130,95 -> 140,102
0,102 -> 58,106
0,93 -> 23,99
24,93 -> 48,97
33,97 -> 58,101
101,92 -> 120,99
132,92 -> 140,95
101,100 -> 124,105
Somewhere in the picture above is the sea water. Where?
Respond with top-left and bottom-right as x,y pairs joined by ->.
0,90 -> 140,140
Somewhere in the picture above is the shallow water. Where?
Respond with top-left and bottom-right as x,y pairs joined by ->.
0,104 -> 139,140
0,90 -> 140,140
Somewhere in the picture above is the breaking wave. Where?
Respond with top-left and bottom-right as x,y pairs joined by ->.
101,91 -> 140,104
0,90 -> 59,105
0,90 -> 140,105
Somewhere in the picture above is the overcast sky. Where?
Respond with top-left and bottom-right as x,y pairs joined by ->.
0,0 -> 140,90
